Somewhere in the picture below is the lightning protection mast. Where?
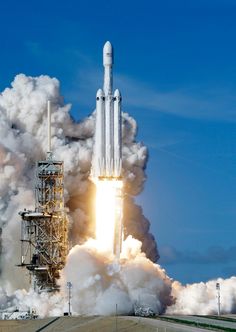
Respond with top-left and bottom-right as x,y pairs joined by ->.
216,282 -> 221,316
18,101 -> 68,293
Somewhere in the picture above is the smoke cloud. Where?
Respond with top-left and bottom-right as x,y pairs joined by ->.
59,237 -> 171,315
168,277 -> 236,315
0,237 -> 172,317
0,74 -> 158,289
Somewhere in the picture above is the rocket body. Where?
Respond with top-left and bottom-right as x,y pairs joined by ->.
93,41 -> 122,178
93,41 -> 123,260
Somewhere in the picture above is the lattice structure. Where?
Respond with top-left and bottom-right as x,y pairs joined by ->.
19,156 -> 68,292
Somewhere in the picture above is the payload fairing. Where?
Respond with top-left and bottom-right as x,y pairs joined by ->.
93,41 -> 122,178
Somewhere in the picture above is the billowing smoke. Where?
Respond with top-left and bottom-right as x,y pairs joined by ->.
168,277 -> 236,315
0,75 -> 158,290
59,237 -> 171,315
0,238 -> 171,316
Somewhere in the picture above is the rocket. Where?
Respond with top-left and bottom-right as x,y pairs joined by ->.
93,42 -> 123,259
93,41 -> 122,179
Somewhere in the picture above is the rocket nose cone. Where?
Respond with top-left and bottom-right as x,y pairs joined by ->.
96,89 -> 104,98
103,41 -> 112,53
114,89 -> 122,101
114,89 -> 121,97
103,41 -> 113,66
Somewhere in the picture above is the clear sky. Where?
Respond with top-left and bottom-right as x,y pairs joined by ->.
1,0 -> 236,284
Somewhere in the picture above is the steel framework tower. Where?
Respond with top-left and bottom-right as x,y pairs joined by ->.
18,101 -> 68,292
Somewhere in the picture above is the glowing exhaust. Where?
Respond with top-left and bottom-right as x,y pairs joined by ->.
95,178 -> 123,258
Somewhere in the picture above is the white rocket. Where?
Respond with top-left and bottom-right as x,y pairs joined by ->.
93,41 -> 122,178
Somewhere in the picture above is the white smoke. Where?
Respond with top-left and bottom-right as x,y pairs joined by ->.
0,287 -> 65,317
5,239 -> 236,317
59,236 -> 171,316
0,237 -> 172,317
168,277 -> 236,315
0,74 -> 235,317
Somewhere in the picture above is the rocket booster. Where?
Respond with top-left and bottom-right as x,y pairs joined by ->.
93,41 -> 122,178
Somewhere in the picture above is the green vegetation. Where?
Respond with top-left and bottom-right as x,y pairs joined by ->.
156,316 -> 236,332
196,316 -> 236,324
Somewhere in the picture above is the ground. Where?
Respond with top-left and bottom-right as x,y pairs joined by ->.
0,315 -> 235,331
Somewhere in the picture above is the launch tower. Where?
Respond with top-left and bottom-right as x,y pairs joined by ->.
18,101 -> 68,292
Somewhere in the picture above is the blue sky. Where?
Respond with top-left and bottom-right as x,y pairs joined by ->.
1,0 -> 236,283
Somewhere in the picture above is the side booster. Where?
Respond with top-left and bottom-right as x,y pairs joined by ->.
93,41 -> 122,178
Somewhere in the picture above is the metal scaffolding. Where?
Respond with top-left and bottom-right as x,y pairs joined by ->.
18,101 -> 68,292
19,157 -> 68,292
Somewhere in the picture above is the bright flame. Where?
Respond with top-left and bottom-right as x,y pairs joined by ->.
95,179 -> 123,255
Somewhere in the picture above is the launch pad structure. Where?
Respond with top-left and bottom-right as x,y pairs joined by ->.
18,101 -> 68,292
